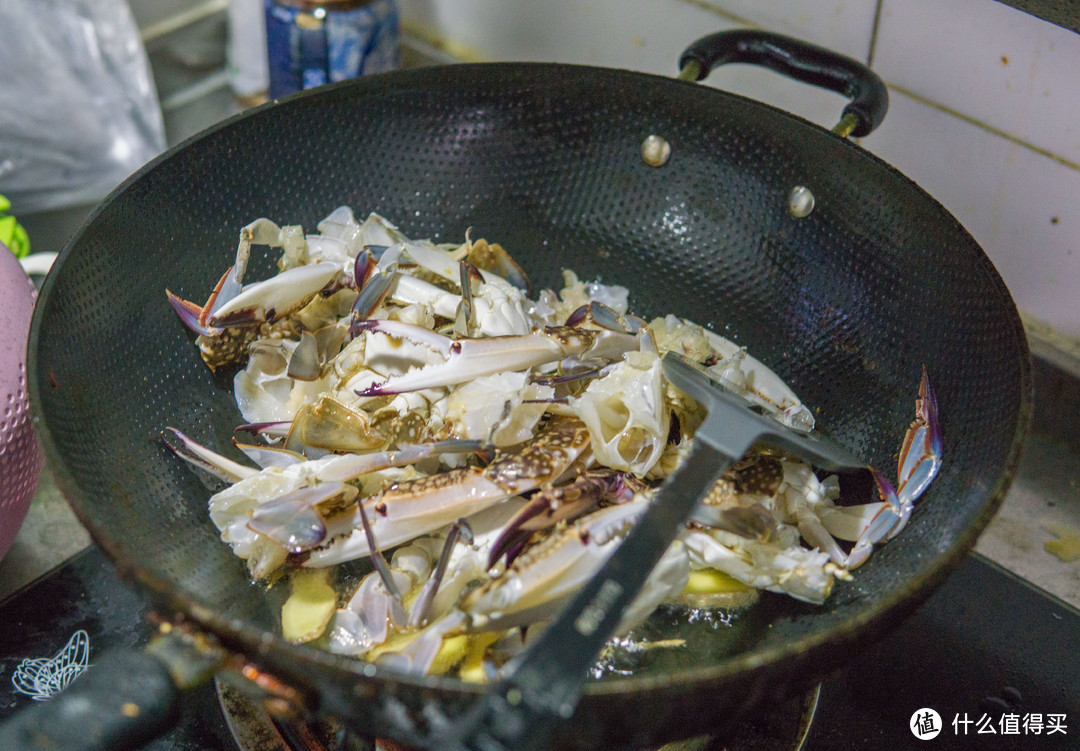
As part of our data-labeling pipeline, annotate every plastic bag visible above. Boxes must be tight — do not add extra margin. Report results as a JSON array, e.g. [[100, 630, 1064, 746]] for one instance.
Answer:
[[0, 0, 166, 213]]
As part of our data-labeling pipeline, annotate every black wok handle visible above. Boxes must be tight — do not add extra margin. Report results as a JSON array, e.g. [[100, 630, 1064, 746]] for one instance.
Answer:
[[678, 29, 888, 138], [0, 651, 181, 751]]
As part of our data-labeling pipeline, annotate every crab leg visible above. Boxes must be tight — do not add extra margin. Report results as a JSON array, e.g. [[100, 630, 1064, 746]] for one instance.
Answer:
[[246, 482, 355, 553], [162, 428, 258, 483], [352, 320, 638, 396], [165, 266, 234, 336], [488, 469, 646, 568], [239, 439, 484, 553], [890, 365, 942, 533], [409, 518, 474, 628], [304, 417, 591, 567]]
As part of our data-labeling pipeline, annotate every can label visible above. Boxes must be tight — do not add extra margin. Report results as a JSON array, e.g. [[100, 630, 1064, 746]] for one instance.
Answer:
[[265, 0, 400, 99]]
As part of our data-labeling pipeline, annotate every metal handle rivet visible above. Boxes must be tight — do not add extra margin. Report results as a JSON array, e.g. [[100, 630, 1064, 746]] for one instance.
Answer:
[[642, 135, 671, 167], [788, 186, 815, 218]]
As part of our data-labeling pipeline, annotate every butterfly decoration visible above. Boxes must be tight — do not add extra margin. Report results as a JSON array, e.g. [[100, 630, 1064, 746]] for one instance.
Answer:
[[11, 630, 90, 701]]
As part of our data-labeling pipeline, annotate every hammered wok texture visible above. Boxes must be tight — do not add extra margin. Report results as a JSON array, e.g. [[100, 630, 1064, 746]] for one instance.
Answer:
[[29, 63, 1030, 749]]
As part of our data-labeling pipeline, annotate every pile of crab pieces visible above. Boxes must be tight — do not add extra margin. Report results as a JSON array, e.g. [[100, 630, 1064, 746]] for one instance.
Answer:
[[163, 208, 942, 678]]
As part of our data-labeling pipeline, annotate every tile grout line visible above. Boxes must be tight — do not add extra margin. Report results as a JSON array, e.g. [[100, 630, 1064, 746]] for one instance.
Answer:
[[672, 0, 755, 28], [886, 83, 1080, 172], [867, 0, 885, 67]]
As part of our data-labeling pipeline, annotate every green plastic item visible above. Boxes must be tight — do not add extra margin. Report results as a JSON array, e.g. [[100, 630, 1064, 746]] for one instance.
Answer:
[[0, 194, 31, 258]]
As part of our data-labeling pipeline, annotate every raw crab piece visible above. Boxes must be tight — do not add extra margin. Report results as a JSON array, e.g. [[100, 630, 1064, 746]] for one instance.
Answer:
[[569, 349, 670, 477], [676, 452, 847, 604], [370, 499, 690, 675], [813, 367, 943, 569], [682, 526, 844, 605], [677, 370, 942, 593], [686, 452, 786, 538], [207, 262, 340, 329], [464, 499, 687, 633], [534, 270, 631, 327], [303, 417, 592, 568], [245, 439, 487, 555], [162, 428, 258, 483], [488, 467, 647, 568], [325, 500, 529, 656], [351, 320, 639, 396], [441, 371, 553, 447], [234, 341, 333, 424], [166, 218, 325, 335], [648, 316, 813, 429], [163, 429, 480, 576], [358, 255, 532, 338]]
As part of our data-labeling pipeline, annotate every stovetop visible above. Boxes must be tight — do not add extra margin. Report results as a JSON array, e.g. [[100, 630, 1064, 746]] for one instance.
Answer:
[[1, 546, 1076, 751]]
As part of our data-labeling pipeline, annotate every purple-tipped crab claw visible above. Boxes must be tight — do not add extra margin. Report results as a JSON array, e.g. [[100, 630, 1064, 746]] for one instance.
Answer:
[[827, 367, 943, 569], [206, 262, 340, 328], [352, 319, 639, 396]]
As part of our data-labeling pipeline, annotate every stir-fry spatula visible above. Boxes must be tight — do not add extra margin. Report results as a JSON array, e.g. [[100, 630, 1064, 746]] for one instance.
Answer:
[[439, 351, 866, 751]]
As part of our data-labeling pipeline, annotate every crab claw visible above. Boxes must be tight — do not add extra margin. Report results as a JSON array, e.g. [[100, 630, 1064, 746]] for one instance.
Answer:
[[304, 417, 591, 567], [833, 469, 903, 569], [162, 427, 257, 483], [166, 265, 237, 336], [465, 237, 531, 296], [207, 262, 339, 328], [247, 483, 357, 553], [893, 366, 942, 522], [166, 289, 216, 336], [352, 319, 638, 396], [352, 243, 403, 320], [820, 369, 944, 569]]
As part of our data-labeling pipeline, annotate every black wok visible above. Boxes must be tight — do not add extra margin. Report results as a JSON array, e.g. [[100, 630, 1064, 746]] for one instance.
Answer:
[[17, 30, 1029, 751]]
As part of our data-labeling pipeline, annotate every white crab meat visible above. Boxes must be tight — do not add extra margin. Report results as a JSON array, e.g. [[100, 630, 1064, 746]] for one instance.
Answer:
[[234, 343, 334, 423], [682, 526, 839, 605], [569, 350, 669, 477], [444, 372, 553, 446]]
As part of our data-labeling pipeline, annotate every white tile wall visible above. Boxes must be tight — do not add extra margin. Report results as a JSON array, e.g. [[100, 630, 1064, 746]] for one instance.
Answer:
[[400, 0, 1080, 346], [691, 0, 878, 58], [863, 90, 1080, 337], [874, 0, 1080, 165]]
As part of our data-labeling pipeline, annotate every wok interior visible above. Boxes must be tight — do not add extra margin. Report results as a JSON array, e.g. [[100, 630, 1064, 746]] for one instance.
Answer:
[[32, 64, 1026, 712]]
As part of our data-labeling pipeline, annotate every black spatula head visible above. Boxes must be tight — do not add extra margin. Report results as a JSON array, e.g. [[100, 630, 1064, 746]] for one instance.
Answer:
[[662, 352, 866, 473]]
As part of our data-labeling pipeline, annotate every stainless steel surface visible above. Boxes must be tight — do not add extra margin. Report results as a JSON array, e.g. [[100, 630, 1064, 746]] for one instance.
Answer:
[[2, 2, 1077, 621]]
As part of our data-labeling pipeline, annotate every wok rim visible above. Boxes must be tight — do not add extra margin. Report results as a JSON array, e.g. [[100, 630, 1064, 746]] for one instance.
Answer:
[[28, 61, 1034, 704]]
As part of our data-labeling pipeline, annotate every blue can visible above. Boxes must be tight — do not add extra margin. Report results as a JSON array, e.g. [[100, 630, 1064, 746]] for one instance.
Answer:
[[265, 0, 399, 99]]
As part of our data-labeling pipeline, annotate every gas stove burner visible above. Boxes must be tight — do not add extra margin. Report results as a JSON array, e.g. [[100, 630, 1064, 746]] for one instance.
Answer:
[[215, 678, 819, 751]]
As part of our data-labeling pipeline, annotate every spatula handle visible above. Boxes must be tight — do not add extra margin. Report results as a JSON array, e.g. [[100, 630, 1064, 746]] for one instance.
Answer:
[[445, 439, 737, 751]]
